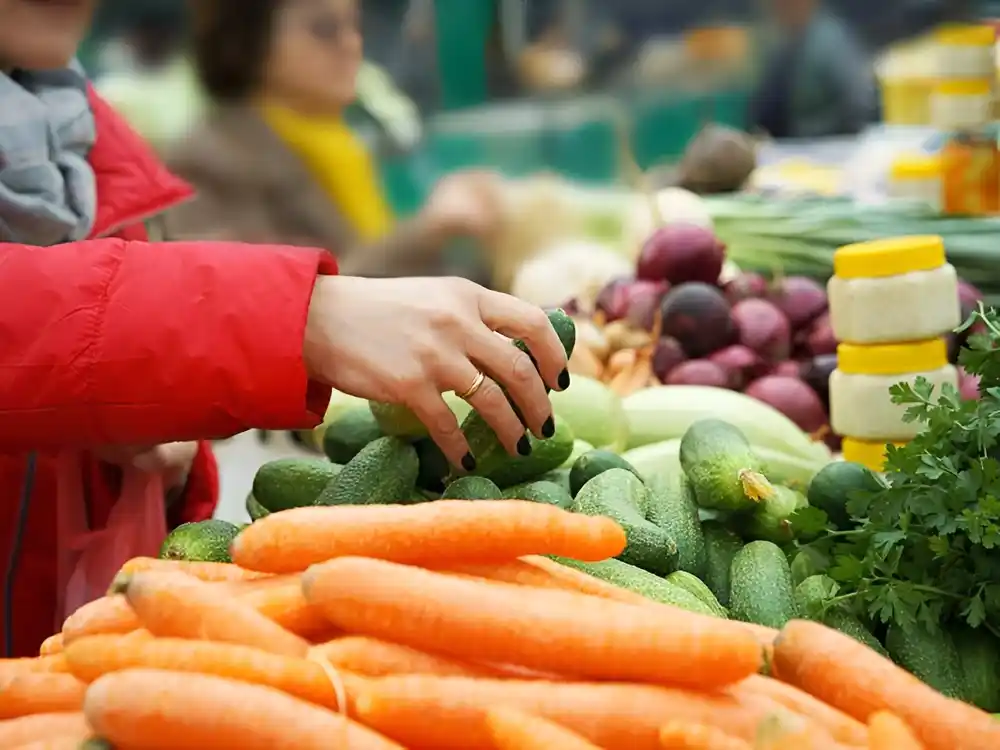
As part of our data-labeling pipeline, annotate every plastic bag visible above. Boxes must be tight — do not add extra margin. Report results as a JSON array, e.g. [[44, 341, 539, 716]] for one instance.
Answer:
[[55, 451, 166, 623]]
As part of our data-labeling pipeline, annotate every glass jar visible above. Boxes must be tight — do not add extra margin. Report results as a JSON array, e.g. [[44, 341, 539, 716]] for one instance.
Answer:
[[830, 339, 958, 441], [935, 24, 997, 78], [941, 131, 1000, 215], [827, 236, 960, 345], [887, 154, 943, 210], [930, 78, 994, 130]]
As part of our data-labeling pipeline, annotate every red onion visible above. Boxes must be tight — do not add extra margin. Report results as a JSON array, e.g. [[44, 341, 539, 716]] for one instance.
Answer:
[[959, 368, 981, 400], [769, 276, 828, 330], [659, 282, 735, 358], [636, 224, 725, 285], [624, 280, 670, 331], [745, 375, 827, 433], [731, 298, 791, 362], [958, 279, 983, 311], [800, 353, 837, 409], [709, 345, 762, 390], [723, 272, 768, 305], [804, 312, 837, 356], [769, 361, 802, 378], [651, 336, 687, 383], [665, 359, 731, 387]]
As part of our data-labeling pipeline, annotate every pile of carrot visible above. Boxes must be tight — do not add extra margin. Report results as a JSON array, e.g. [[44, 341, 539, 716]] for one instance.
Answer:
[[1, 500, 997, 750]]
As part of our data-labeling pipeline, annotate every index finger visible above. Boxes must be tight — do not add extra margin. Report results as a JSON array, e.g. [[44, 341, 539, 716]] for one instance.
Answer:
[[478, 291, 570, 391]]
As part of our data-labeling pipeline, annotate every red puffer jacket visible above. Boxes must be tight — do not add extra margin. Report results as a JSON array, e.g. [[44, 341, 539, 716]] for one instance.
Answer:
[[0, 91, 334, 657]]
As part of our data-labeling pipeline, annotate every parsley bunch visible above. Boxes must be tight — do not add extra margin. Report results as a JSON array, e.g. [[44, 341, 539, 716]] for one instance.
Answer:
[[800, 307, 1000, 635]]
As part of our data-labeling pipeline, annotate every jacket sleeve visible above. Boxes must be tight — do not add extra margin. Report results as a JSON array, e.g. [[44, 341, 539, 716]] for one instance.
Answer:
[[0, 238, 336, 452]]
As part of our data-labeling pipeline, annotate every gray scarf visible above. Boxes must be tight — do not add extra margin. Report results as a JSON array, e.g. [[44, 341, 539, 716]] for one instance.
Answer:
[[0, 60, 97, 245]]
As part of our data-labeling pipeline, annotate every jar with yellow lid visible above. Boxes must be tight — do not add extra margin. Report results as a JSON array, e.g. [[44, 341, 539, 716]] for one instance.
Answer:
[[887, 154, 942, 210], [830, 339, 958, 441], [930, 78, 994, 130], [827, 236, 960, 345], [841, 438, 906, 473], [934, 24, 997, 78]]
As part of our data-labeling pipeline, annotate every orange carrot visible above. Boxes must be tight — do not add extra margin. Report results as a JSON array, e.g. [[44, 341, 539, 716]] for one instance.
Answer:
[[7, 737, 93, 750], [113, 570, 310, 657], [867, 711, 924, 749], [232, 501, 626, 573], [0, 712, 89, 745], [63, 634, 360, 712], [309, 636, 499, 678], [61, 596, 140, 644], [38, 634, 63, 656], [658, 721, 752, 749], [0, 656, 69, 676], [353, 675, 772, 750], [486, 707, 602, 750], [771, 620, 1000, 750], [302, 557, 761, 689], [236, 575, 332, 639], [84, 668, 404, 749], [118, 556, 269, 582], [732, 675, 867, 746], [0, 673, 86, 719]]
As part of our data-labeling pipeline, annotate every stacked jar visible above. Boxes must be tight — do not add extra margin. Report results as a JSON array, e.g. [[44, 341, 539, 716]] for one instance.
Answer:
[[827, 236, 960, 471]]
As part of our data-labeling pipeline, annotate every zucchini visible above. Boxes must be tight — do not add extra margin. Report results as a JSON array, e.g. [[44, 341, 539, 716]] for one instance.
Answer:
[[316, 436, 419, 506], [729, 541, 798, 629], [679, 419, 775, 512]]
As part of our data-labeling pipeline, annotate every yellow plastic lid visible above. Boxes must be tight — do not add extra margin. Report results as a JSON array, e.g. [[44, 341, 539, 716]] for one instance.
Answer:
[[933, 78, 993, 95], [833, 235, 945, 279], [837, 338, 948, 376], [934, 24, 996, 47], [889, 154, 942, 180], [841, 438, 906, 472]]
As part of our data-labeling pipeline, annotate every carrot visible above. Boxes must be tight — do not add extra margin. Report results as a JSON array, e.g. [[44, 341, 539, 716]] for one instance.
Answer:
[[0, 656, 69, 676], [0, 673, 86, 719], [61, 596, 140, 644], [236, 575, 332, 639], [353, 675, 772, 750], [486, 707, 602, 750], [771, 620, 1000, 750], [38, 634, 63, 656], [118, 556, 270, 582], [867, 711, 924, 749], [658, 721, 752, 749], [309, 636, 500, 678], [302, 557, 762, 688], [231, 501, 627, 573], [63, 634, 361, 712], [0, 712, 89, 745], [83, 668, 404, 749], [113, 570, 310, 657], [6, 738, 92, 750], [732, 675, 867, 745]]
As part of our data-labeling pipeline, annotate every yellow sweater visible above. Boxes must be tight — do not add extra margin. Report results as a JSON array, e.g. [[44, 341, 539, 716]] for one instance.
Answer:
[[261, 102, 393, 242]]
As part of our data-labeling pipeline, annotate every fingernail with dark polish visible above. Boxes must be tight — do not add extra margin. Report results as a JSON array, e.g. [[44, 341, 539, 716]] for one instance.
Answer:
[[558, 369, 571, 390], [461, 453, 477, 472], [517, 435, 532, 456], [541, 416, 555, 439]]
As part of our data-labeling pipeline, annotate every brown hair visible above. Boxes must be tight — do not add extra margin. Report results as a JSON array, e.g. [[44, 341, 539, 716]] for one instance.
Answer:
[[188, 0, 283, 102]]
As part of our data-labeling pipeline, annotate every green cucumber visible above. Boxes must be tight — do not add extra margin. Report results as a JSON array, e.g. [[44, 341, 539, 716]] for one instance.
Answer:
[[793, 573, 884, 654], [245, 492, 270, 521], [571, 468, 678, 576], [316, 436, 419, 506], [701, 522, 743, 607], [666, 571, 727, 617], [744, 485, 808, 544], [822, 609, 888, 657], [954, 625, 1000, 712], [503, 480, 573, 508], [885, 623, 966, 700], [645, 470, 707, 577], [562, 439, 596, 469], [463, 416, 575, 488], [569, 449, 641, 497], [729, 541, 798, 629], [442, 476, 503, 500], [159, 519, 240, 563], [251, 457, 341, 512], [368, 392, 473, 439], [322, 406, 383, 464], [551, 556, 721, 617], [679, 419, 775, 512], [807, 460, 884, 529], [538, 468, 572, 495]]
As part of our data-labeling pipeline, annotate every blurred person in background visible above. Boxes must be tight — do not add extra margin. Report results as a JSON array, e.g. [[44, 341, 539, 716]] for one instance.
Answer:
[[749, 0, 878, 138], [167, 0, 502, 278]]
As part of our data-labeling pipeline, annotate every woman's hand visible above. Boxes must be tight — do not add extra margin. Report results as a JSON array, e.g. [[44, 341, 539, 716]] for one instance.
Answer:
[[303, 276, 568, 469], [94, 442, 199, 491], [420, 170, 506, 243]]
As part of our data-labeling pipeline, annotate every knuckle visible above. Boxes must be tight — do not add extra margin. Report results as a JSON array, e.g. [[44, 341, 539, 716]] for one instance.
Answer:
[[475, 378, 507, 410], [428, 409, 460, 439], [509, 350, 539, 386]]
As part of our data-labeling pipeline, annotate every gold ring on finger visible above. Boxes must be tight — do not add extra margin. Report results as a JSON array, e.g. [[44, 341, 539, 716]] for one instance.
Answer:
[[458, 371, 487, 401]]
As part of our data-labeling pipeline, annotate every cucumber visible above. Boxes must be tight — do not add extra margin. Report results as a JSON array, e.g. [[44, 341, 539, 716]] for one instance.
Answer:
[[538, 468, 572, 495], [316, 436, 419, 506], [368, 392, 473, 439], [807, 460, 885, 529], [550, 556, 721, 617], [245, 492, 270, 521], [885, 623, 966, 700], [442, 476, 503, 500], [790, 547, 828, 586], [701, 522, 744, 607], [503, 480, 573, 508], [462, 416, 575, 488], [160, 519, 240, 563], [822, 609, 888, 657], [645, 471, 707, 577], [414, 438, 451, 493], [322, 405, 383, 464], [743, 485, 808, 544], [793, 574, 884, 656], [562, 439, 596, 469], [679, 419, 775, 512], [666, 571, 727, 617], [251, 457, 341, 512], [572, 468, 678, 576], [729, 541, 798, 629], [569, 449, 642, 497], [953, 626, 1000, 712]]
